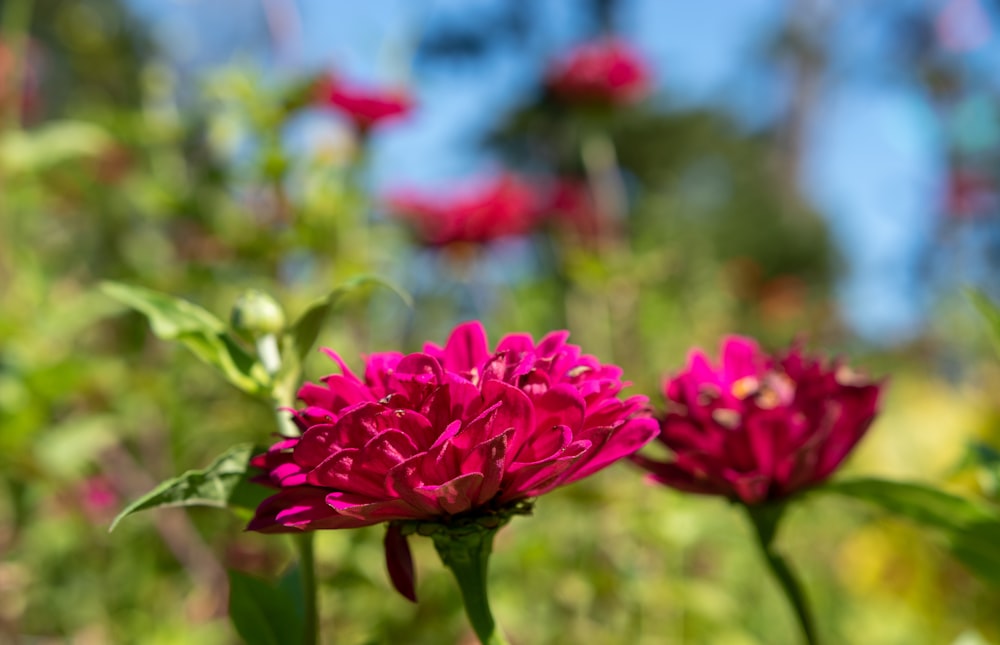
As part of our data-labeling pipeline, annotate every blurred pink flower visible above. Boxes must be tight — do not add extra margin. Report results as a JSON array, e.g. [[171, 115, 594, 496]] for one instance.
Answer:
[[634, 336, 882, 505], [385, 174, 546, 246], [248, 321, 657, 534], [546, 38, 651, 105], [80, 475, 119, 523], [0, 37, 43, 123], [946, 168, 997, 220], [544, 179, 603, 246], [314, 75, 412, 134]]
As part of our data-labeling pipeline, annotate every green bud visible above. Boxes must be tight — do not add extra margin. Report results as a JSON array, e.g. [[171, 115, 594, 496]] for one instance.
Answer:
[[230, 290, 286, 338]]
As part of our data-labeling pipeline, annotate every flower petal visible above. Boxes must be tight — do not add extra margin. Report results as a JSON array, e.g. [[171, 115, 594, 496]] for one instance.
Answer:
[[247, 488, 373, 532], [384, 524, 417, 603]]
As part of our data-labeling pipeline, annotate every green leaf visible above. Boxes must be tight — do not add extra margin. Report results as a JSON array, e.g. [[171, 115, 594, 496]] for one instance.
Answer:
[[969, 289, 1000, 355], [952, 440, 1000, 499], [0, 120, 113, 174], [817, 478, 1000, 586], [289, 276, 412, 362], [109, 443, 267, 531], [228, 570, 305, 645], [101, 282, 268, 395]]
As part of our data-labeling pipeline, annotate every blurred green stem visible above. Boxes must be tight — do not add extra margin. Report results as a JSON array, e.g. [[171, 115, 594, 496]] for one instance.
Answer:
[[294, 532, 318, 645], [580, 129, 626, 252], [267, 342, 318, 645], [432, 525, 509, 645], [745, 503, 818, 645], [256, 333, 282, 376]]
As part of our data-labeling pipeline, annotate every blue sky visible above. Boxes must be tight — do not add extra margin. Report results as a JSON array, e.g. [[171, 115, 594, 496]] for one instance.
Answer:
[[124, 0, 1000, 344]]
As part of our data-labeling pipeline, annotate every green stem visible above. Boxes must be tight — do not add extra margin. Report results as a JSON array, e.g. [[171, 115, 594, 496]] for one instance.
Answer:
[[745, 503, 818, 645], [294, 532, 318, 645], [267, 350, 317, 645], [431, 525, 509, 645]]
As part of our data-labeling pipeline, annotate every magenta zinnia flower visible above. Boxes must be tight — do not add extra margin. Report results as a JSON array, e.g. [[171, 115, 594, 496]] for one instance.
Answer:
[[546, 38, 651, 106], [248, 320, 657, 531], [634, 336, 883, 505], [314, 75, 412, 134], [385, 174, 545, 247]]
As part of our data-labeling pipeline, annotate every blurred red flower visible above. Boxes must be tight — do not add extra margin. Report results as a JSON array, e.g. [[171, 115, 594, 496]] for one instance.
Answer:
[[247, 322, 657, 596], [544, 179, 603, 246], [946, 168, 997, 220], [547, 38, 651, 105], [634, 336, 882, 505], [0, 37, 42, 123], [385, 174, 546, 246], [314, 75, 412, 134], [79, 475, 119, 523]]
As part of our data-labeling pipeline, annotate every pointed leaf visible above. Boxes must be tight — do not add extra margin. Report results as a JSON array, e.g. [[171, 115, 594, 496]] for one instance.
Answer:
[[816, 478, 1000, 586], [228, 570, 304, 645], [109, 443, 267, 531], [289, 276, 412, 362], [970, 289, 1000, 356], [102, 281, 226, 336], [101, 282, 268, 395]]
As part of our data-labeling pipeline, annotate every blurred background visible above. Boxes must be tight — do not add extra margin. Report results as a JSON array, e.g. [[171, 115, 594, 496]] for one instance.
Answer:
[[3, 0, 1000, 643]]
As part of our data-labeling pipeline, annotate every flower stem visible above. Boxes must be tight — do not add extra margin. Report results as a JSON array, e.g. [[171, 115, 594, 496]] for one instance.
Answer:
[[744, 503, 818, 645], [294, 532, 318, 645], [431, 525, 509, 645]]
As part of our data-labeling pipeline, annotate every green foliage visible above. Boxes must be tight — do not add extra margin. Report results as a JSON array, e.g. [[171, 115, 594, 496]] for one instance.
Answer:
[[109, 443, 268, 532], [228, 570, 305, 645], [817, 478, 1000, 587], [288, 275, 411, 363], [970, 289, 1000, 355], [956, 440, 1000, 500], [0, 120, 114, 173], [101, 282, 270, 396], [5, 4, 1000, 643]]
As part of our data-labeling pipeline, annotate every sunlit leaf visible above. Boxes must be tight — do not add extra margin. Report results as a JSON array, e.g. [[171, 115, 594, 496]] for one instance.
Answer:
[[969, 289, 1000, 355], [228, 570, 304, 645], [817, 478, 1000, 586], [101, 282, 268, 395], [289, 275, 412, 362], [0, 120, 113, 173], [109, 443, 268, 532]]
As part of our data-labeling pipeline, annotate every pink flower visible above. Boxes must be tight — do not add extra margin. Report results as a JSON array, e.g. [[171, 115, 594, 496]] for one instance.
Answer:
[[79, 475, 119, 523], [544, 179, 604, 246], [385, 174, 546, 246], [314, 75, 412, 134], [248, 321, 657, 533], [634, 336, 882, 505], [546, 39, 651, 105], [946, 168, 997, 220], [0, 37, 43, 123]]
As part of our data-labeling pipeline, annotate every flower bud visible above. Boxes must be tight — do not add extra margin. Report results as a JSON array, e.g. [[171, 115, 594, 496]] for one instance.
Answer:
[[230, 290, 286, 338]]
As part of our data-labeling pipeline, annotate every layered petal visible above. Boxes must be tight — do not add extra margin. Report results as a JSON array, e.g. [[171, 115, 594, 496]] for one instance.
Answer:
[[634, 336, 884, 505], [248, 321, 655, 533]]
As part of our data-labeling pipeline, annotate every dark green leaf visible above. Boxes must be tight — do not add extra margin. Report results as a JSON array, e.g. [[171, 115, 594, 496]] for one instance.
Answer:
[[101, 282, 268, 395], [109, 443, 265, 531], [820, 478, 995, 529], [228, 570, 304, 645], [817, 478, 1000, 586], [277, 564, 305, 612], [949, 521, 1000, 584], [289, 276, 412, 362]]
